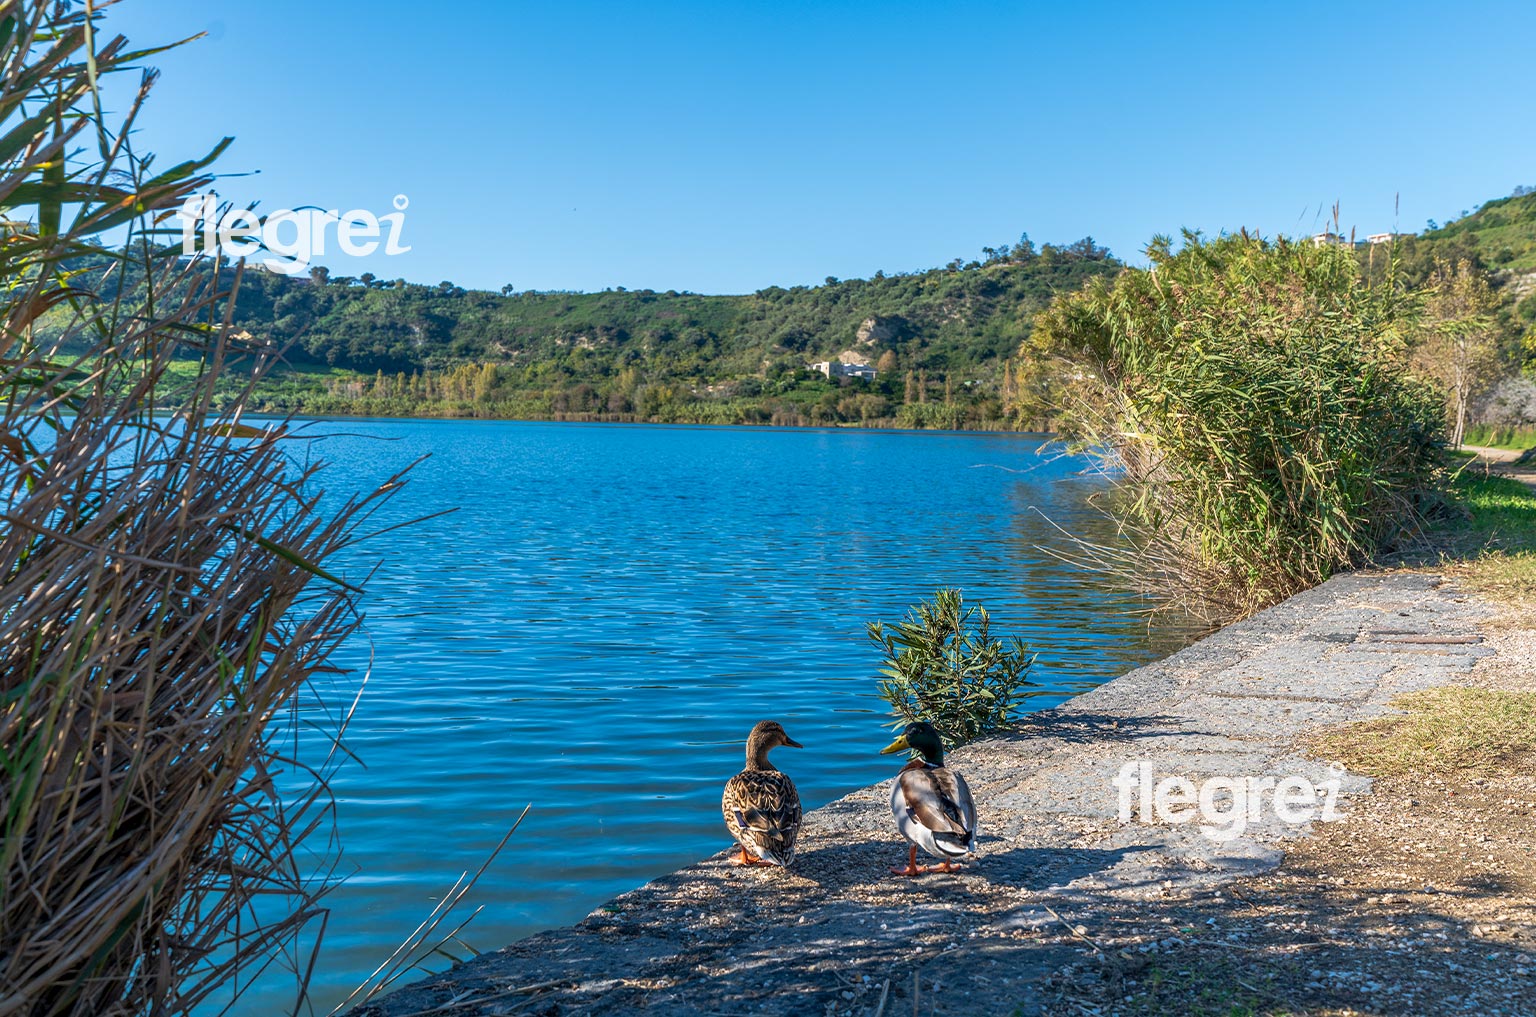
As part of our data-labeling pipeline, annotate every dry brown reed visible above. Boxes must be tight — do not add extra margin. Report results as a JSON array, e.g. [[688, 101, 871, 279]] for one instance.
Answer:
[[0, 3, 404, 1013]]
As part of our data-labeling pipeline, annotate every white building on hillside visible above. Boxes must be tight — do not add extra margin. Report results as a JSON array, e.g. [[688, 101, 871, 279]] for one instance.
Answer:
[[811, 360, 877, 382]]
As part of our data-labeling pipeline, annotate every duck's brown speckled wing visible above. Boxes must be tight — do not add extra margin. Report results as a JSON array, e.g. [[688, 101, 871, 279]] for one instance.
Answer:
[[721, 770, 802, 866]]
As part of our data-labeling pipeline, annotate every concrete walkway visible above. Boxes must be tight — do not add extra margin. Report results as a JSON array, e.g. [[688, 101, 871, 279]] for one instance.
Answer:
[[355, 572, 1492, 1017]]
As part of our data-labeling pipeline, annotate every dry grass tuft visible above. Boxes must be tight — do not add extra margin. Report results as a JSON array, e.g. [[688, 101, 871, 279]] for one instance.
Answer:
[[1313, 687, 1536, 778], [1452, 550, 1536, 604]]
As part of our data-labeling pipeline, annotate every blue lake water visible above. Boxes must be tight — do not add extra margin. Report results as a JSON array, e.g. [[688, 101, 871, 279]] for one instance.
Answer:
[[240, 420, 1189, 1014]]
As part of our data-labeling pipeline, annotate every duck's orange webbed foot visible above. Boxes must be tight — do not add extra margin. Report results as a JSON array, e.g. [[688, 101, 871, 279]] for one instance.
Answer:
[[890, 845, 926, 877], [736, 845, 774, 866]]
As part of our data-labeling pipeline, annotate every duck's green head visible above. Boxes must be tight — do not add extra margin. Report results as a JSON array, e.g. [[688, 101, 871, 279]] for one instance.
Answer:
[[880, 721, 945, 765]]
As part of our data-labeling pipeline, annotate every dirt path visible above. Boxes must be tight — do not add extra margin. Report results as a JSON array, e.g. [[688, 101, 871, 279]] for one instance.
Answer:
[[354, 573, 1535, 1017], [1463, 443, 1536, 491], [1051, 615, 1536, 1016]]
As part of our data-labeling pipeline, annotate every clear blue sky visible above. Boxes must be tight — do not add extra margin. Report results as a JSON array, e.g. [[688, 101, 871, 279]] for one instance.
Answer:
[[112, 0, 1533, 294]]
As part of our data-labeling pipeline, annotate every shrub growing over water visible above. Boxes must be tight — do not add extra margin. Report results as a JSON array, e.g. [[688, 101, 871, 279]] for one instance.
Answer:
[[869, 589, 1038, 745], [1030, 231, 1446, 621]]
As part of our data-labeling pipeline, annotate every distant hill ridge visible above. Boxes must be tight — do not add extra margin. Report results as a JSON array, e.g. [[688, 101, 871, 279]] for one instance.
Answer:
[[232, 235, 1119, 378], [1421, 188, 1536, 273], [126, 188, 1536, 426]]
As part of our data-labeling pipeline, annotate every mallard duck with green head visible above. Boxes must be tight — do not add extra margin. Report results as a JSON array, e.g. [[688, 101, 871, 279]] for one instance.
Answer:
[[721, 720, 804, 867], [880, 721, 977, 876]]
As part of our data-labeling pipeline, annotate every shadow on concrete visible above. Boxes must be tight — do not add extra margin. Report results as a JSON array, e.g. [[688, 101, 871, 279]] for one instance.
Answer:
[[1000, 708, 1190, 745]]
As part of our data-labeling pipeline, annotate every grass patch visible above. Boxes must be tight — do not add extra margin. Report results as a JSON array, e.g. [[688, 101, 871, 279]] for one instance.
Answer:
[[1314, 687, 1536, 777], [1419, 468, 1536, 566], [1417, 469, 1536, 623], [1446, 469, 1536, 546], [1462, 424, 1536, 450]]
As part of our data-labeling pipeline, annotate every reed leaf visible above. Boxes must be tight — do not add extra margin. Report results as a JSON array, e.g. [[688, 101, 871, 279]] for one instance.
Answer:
[[1030, 230, 1446, 622], [0, 3, 404, 1014]]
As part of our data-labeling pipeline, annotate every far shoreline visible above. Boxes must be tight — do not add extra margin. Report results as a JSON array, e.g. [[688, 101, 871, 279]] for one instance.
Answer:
[[231, 410, 1066, 441]]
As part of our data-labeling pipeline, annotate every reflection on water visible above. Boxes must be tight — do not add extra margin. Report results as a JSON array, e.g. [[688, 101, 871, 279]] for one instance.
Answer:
[[235, 421, 1195, 1014]]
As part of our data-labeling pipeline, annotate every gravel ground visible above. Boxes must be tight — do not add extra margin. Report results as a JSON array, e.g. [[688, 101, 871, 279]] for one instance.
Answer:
[[1047, 619, 1536, 1017]]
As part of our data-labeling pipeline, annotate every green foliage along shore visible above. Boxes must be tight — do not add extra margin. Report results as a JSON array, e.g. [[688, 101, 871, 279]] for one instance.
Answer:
[[1031, 231, 1447, 621]]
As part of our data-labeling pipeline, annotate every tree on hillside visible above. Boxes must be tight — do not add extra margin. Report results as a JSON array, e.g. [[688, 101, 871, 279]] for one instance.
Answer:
[[1412, 258, 1503, 447], [475, 363, 499, 401]]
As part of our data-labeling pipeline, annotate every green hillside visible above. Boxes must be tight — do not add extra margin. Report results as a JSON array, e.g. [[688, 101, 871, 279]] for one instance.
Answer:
[[1358, 188, 1536, 367], [176, 236, 1120, 428], [1421, 189, 1536, 271]]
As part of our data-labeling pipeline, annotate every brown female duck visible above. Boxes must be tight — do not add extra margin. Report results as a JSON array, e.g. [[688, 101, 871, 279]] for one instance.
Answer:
[[721, 720, 803, 866]]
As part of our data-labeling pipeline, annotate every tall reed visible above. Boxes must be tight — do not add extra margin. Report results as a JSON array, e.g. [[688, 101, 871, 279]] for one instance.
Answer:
[[1030, 230, 1446, 622], [0, 3, 400, 1012]]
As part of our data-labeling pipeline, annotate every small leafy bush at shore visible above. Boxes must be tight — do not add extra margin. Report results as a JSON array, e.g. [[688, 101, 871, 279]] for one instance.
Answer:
[[1030, 231, 1447, 621], [869, 589, 1037, 745]]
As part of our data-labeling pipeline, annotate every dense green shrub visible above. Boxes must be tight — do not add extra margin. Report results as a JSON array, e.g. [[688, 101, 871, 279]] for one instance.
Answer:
[[868, 589, 1038, 745], [1030, 231, 1447, 620]]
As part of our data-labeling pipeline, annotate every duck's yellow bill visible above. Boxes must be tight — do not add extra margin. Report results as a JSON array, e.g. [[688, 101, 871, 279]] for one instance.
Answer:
[[880, 734, 911, 755]]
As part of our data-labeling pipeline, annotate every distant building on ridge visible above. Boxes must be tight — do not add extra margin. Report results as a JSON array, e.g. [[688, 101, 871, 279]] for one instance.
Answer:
[[810, 360, 877, 382]]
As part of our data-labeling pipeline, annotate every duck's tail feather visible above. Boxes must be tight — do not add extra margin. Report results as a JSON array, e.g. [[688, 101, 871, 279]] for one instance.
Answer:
[[756, 845, 793, 866], [734, 811, 798, 865], [930, 830, 975, 856]]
